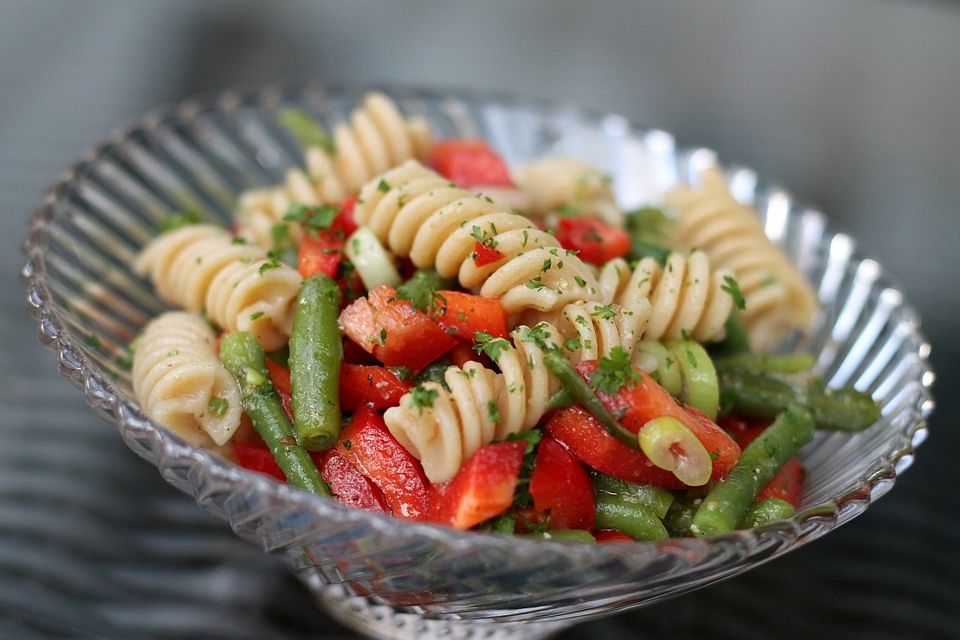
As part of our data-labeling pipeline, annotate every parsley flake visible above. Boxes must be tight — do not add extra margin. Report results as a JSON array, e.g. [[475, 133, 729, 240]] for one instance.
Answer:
[[377, 178, 391, 193], [474, 331, 511, 361], [589, 346, 641, 395], [207, 397, 229, 417], [721, 275, 747, 311], [410, 384, 439, 414]]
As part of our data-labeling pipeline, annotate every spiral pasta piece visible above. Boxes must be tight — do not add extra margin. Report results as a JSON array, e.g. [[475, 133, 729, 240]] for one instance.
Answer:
[[663, 169, 819, 349], [235, 168, 318, 250], [513, 156, 623, 226], [134, 224, 301, 350], [354, 160, 600, 314], [597, 251, 735, 346], [132, 311, 242, 447], [384, 324, 562, 483]]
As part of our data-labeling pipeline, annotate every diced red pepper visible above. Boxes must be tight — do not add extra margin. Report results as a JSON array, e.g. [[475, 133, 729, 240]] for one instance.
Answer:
[[336, 407, 432, 519], [429, 139, 513, 188], [339, 285, 457, 372], [232, 442, 286, 482], [431, 290, 509, 341], [719, 415, 774, 448], [448, 342, 477, 368], [555, 217, 630, 265], [314, 449, 391, 513], [545, 406, 687, 489], [471, 241, 504, 267], [339, 364, 411, 412], [575, 361, 740, 481], [298, 228, 344, 279], [342, 337, 378, 364], [757, 456, 805, 507], [594, 530, 635, 543], [264, 358, 295, 421], [331, 196, 357, 236], [529, 436, 596, 531], [430, 440, 526, 529]]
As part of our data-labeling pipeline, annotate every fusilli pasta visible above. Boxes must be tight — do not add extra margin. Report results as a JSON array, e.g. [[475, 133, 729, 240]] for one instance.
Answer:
[[354, 160, 600, 314], [597, 251, 735, 346], [132, 311, 242, 447], [663, 169, 818, 349], [135, 224, 301, 350], [513, 156, 624, 226]]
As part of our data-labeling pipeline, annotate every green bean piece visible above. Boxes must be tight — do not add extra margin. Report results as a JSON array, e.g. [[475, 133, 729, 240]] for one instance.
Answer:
[[716, 352, 815, 375], [545, 388, 575, 410], [691, 406, 814, 537], [396, 269, 455, 312], [625, 207, 674, 265], [521, 529, 597, 543], [710, 311, 752, 359], [807, 379, 882, 432], [663, 492, 706, 537], [738, 498, 796, 529], [590, 472, 674, 519], [277, 108, 334, 154], [289, 275, 343, 451], [719, 369, 880, 432], [595, 492, 669, 540], [668, 340, 720, 419], [542, 350, 639, 448], [219, 332, 329, 495], [635, 340, 682, 396]]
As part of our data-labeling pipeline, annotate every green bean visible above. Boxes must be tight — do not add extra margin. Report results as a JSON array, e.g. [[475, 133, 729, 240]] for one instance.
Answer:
[[220, 332, 329, 495], [289, 275, 343, 451], [716, 352, 815, 375], [595, 492, 669, 540], [691, 405, 813, 537], [521, 530, 597, 544], [545, 388, 575, 411], [668, 340, 720, 420], [542, 350, 638, 448], [710, 311, 752, 359], [719, 369, 879, 432], [663, 492, 705, 537], [635, 340, 682, 396], [396, 269, 455, 312], [738, 498, 796, 529], [590, 472, 674, 519]]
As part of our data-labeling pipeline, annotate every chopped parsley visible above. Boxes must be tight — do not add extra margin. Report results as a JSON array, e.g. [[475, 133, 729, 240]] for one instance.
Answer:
[[589, 346, 641, 395], [379, 327, 388, 346], [283, 202, 338, 235], [574, 275, 587, 288], [505, 429, 543, 508], [277, 108, 335, 155], [486, 400, 501, 424], [258, 259, 281, 275], [377, 178, 391, 193], [519, 323, 553, 350], [721, 275, 747, 311], [473, 331, 511, 361], [231, 236, 248, 245], [564, 335, 583, 352], [541, 258, 552, 272], [590, 304, 616, 320], [249, 311, 265, 321], [157, 210, 202, 234], [470, 224, 499, 250], [207, 397, 229, 417], [525, 276, 546, 290], [409, 384, 439, 414]]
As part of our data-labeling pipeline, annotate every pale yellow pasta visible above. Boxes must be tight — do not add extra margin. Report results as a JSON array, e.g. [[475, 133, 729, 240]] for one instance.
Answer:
[[306, 92, 432, 198], [385, 324, 562, 483], [134, 224, 301, 350], [597, 251, 735, 347], [132, 311, 242, 447], [354, 160, 600, 314], [664, 169, 818, 349], [234, 168, 317, 250], [513, 156, 623, 226]]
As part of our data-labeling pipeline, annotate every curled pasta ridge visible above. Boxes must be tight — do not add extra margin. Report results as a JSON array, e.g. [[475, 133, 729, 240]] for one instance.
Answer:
[[596, 251, 735, 345], [513, 156, 623, 227], [132, 311, 242, 447], [663, 169, 818, 349], [135, 224, 301, 350], [354, 160, 601, 314]]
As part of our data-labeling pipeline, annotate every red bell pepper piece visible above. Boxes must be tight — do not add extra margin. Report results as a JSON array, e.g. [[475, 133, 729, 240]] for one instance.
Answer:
[[545, 406, 687, 489], [296, 197, 357, 279], [594, 530, 635, 543], [339, 285, 457, 372], [575, 361, 740, 481], [429, 139, 513, 188], [529, 436, 596, 531], [471, 241, 505, 267], [336, 407, 432, 519], [430, 440, 526, 530], [315, 449, 391, 513], [339, 364, 411, 412], [232, 442, 286, 482], [757, 456, 805, 507], [555, 217, 630, 265], [719, 415, 773, 447], [332, 196, 357, 236], [431, 290, 509, 341], [263, 358, 295, 421]]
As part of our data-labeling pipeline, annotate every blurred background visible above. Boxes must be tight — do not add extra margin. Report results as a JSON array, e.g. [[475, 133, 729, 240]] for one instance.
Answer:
[[1, 1, 957, 638]]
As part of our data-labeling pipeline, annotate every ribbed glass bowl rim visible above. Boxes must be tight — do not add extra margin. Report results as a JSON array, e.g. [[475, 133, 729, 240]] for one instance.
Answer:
[[20, 82, 935, 566]]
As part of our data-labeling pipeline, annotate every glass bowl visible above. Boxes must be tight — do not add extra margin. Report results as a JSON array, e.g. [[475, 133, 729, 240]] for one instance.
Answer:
[[20, 84, 934, 640]]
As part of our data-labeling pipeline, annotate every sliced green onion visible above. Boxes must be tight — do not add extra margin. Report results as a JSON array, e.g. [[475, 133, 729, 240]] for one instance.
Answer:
[[344, 227, 402, 291], [638, 416, 712, 487], [668, 339, 719, 419], [636, 340, 682, 396]]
